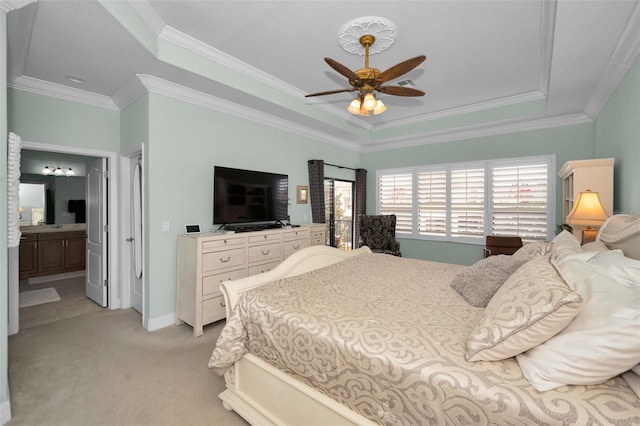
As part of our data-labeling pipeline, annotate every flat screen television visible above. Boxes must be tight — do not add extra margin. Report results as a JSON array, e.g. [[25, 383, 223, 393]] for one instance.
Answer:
[[214, 166, 289, 225]]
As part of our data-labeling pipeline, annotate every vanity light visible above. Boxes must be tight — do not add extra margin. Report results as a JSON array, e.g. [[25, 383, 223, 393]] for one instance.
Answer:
[[42, 166, 53, 175], [65, 168, 75, 177], [53, 167, 64, 176]]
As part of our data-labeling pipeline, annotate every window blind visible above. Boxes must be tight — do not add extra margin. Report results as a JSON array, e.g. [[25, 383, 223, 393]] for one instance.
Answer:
[[378, 172, 413, 234], [417, 170, 447, 236], [491, 163, 548, 240], [450, 168, 485, 239]]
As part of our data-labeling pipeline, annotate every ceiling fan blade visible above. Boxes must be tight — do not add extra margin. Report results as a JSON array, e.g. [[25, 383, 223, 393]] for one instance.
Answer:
[[305, 87, 357, 97], [324, 57, 361, 82], [378, 55, 427, 83], [377, 86, 426, 97]]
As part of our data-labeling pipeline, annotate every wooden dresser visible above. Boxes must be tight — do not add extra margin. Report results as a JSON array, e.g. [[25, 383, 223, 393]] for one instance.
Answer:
[[177, 224, 326, 336]]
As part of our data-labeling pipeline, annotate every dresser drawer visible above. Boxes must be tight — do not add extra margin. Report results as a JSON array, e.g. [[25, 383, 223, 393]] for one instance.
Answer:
[[310, 230, 326, 246], [283, 228, 310, 241], [283, 238, 309, 258], [202, 268, 247, 296], [248, 260, 281, 276], [248, 242, 281, 264], [248, 233, 282, 244], [202, 295, 227, 324], [202, 248, 246, 272], [202, 237, 245, 252]]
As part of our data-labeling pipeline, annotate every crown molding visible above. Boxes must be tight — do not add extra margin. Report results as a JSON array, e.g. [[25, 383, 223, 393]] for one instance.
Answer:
[[123, 0, 367, 131], [8, 76, 119, 110], [362, 113, 593, 153], [8, 73, 597, 154], [376, 91, 546, 131], [584, 0, 640, 119], [1, 0, 34, 12], [136, 74, 364, 152]]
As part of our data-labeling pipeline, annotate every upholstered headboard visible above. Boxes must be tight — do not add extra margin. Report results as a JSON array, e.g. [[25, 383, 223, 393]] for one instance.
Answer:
[[596, 214, 640, 260]]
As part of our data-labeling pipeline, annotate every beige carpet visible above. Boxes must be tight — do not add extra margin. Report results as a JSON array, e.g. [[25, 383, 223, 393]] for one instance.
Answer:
[[8, 309, 248, 426]]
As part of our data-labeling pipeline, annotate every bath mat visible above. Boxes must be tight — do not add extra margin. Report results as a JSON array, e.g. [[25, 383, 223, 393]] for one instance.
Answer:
[[19, 288, 61, 308]]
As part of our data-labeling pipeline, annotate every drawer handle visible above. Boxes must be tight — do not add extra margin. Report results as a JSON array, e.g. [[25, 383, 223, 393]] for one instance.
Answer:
[[223, 240, 228, 245], [220, 302, 226, 308], [219, 256, 231, 263], [263, 235, 268, 240], [293, 244, 300, 249], [261, 250, 270, 256]]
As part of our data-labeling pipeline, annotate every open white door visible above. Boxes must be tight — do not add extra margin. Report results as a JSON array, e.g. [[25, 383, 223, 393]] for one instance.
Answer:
[[86, 157, 108, 307], [130, 160, 143, 313]]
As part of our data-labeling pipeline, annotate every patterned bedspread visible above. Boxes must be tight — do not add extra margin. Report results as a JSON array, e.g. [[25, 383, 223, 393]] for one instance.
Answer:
[[209, 253, 640, 425]]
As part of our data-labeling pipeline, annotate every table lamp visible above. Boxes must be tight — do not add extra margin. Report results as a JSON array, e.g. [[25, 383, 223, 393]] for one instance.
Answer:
[[566, 189, 609, 244]]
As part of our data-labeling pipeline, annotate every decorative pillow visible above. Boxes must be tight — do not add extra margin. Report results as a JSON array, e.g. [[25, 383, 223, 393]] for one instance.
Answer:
[[465, 256, 582, 362], [598, 214, 640, 259], [550, 231, 582, 264], [450, 255, 528, 307], [512, 241, 552, 261], [517, 266, 640, 391]]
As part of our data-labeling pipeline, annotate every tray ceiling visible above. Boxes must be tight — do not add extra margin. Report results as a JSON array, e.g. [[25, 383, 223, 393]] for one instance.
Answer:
[[4, 0, 640, 151]]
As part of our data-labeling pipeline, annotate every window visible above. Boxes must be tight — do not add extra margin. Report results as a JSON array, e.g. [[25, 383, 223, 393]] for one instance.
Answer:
[[377, 156, 555, 243]]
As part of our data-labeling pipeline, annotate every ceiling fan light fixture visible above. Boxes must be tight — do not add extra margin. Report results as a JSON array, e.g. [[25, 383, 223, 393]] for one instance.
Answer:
[[347, 98, 362, 114], [373, 99, 387, 115], [363, 93, 376, 110]]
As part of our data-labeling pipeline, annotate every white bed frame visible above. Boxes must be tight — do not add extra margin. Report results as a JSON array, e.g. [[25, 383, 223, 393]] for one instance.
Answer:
[[218, 245, 376, 426]]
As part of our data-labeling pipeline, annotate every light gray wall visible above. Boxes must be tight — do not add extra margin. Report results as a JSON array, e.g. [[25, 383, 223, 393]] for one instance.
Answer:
[[595, 55, 640, 215], [1, 9, 9, 423], [145, 93, 362, 319], [362, 123, 595, 265]]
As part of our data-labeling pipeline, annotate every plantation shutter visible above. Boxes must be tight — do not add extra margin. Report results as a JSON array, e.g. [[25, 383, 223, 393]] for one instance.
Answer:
[[378, 172, 413, 234], [491, 163, 548, 240], [417, 170, 447, 236], [450, 168, 485, 239]]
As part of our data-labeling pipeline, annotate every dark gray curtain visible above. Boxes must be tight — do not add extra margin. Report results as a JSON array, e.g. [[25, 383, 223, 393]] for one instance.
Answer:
[[307, 159, 325, 223], [354, 168, 367, 247]]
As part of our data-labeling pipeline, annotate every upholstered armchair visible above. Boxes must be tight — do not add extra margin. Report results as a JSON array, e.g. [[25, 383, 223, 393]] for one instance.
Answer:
[[359, 214, 401, 256]]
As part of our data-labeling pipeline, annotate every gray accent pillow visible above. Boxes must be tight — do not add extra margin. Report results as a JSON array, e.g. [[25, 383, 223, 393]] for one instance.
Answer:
[[450, 255, 528, 307]]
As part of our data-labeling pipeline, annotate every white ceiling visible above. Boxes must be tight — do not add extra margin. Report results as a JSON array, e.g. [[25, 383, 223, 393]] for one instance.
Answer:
[[4, 0, 640, 152]]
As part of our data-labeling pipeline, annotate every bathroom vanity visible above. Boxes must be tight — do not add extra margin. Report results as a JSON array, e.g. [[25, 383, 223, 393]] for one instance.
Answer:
[[19, 224, 86, 280]]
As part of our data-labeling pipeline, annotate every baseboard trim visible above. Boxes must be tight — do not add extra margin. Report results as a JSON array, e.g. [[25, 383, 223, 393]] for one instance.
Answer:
[[144, 313, 176, 332], [0, 398, 12, 425]]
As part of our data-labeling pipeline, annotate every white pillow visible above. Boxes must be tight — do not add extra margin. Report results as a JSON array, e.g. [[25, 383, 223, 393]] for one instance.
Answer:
[[516, 267, 640, 391], [550, 231, 582, 263], [553, 250, 625, 290], [581, 240, 609, 252]]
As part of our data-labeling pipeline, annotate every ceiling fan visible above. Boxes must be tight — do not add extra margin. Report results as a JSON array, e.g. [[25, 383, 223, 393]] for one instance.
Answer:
[[305, 34, 426, 116]]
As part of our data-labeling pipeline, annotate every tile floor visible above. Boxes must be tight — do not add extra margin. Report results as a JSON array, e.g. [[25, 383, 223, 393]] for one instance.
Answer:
[[19, 273, 104, 329]]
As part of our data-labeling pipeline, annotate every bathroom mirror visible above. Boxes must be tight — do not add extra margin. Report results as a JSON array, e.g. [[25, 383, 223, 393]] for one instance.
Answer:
[[18, 183, 46, 226]]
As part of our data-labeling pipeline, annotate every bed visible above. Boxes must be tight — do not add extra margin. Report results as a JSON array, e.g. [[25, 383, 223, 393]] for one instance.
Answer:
[[209, 214, 640, 425]]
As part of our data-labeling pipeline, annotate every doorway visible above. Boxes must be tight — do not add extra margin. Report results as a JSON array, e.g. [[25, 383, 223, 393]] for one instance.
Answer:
[[324, 178, 355, 250], [120, 147, 144, 319], [9, 141, 120, 334]]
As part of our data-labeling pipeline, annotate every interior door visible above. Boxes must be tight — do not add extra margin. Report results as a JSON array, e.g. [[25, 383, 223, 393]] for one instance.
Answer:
[[130, 159, 143, 313], [86, 157, 108, 307]]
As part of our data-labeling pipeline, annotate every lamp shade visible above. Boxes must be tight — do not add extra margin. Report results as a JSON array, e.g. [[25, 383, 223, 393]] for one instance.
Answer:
[[566, 190, 608, 225]]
